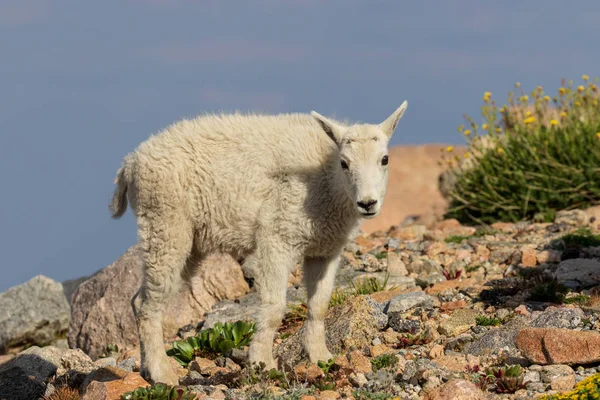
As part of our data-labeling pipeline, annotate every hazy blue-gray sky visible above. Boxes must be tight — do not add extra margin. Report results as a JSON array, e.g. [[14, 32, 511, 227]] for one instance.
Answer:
[[1, 0, 599, 291]]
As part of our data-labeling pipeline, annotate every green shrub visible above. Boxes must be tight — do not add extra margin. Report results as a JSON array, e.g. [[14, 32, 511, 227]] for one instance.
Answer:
[[443, 76, 600, 224], [120, 383, 197, 400], [167, 320, 255, 366]]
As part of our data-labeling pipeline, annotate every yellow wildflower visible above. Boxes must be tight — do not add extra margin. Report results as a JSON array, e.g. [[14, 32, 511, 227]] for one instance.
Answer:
[[515, 82, 520, 88], [482, 124, 488, 130], [446, 146, 454, 152], [524, 116, 536, 124], [499, 107, 506, 113], [483, 91, 492, 102], [578, 85, 585, 92], [463, 130, 471, 136], [559, 87, 567, 95], [525, 111, 532, 117], [521, 95, 529, 102], [464, 152, 470, 158], [550, 119, 558, 126], [496, 127, 501, 133], [543, 95, 550, 101], [497, 147, 505, 155], [575, 101, 581, 107], [560, 111, 567, 118], [583, 74, 589, 81], [596, 132, 600, 139], [594, 99, 599, 106]]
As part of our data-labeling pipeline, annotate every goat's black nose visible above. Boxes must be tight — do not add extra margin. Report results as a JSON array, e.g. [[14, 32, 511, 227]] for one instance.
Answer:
[[357, 199, 378, 211]]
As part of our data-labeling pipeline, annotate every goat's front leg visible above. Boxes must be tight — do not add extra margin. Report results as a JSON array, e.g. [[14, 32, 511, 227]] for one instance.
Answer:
[[248, 241, 297, 370], [303, 255, 340, 363]]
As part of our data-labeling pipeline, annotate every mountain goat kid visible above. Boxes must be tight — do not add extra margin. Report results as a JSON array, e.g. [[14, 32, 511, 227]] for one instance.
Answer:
[[110, 102, 408, 385]]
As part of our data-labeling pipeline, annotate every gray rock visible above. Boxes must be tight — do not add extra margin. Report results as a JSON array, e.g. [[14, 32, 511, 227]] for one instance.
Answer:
[[19, 345, 94, 376], [554, 259, 600, 290], [407, 259, 442, 276], [555, 209, 588, 226], [117, 357, 139, 372], [389, 319, 421, 334], [366, 296, 388, 330], [349, 372, 368, 387], [0, 349, 62, 400], [530, 307, 584, 329], [385, 292, 434, 314], [0, 275, 70, 352], [93, 357, 117, 369], [464, 328, 519, 356], [416, 272, 446, 287], [524, 370, 541, 383]]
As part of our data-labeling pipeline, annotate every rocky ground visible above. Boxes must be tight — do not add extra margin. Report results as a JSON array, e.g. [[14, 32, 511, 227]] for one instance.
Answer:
[[2, 207, 600, 399]]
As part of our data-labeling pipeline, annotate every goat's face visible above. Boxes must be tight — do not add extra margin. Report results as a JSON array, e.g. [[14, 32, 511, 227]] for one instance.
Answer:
[[311, 101, 408, 219]]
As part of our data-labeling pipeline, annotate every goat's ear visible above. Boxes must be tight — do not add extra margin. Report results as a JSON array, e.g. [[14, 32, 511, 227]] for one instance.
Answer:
[[379, 101, 408, 139], [311, 111, 344, 146]]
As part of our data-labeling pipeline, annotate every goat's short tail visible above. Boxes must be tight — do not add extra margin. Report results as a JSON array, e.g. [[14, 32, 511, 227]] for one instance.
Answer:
[[110, 163, 129, 219]]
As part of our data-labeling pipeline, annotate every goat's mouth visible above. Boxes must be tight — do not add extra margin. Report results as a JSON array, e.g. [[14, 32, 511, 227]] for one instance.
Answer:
[[359, 211, 378, 218]]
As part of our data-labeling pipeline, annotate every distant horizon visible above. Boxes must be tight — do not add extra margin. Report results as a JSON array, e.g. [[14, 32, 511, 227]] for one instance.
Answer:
[[2, 0, 600, 291]]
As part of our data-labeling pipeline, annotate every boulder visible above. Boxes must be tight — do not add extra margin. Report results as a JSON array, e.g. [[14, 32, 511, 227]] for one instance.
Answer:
[[516, 327, 600, 365], [554, 258, 600, 290], [0, 349, 60, 400], [0, 275, 70, 352], [68, 244, 250, 359]]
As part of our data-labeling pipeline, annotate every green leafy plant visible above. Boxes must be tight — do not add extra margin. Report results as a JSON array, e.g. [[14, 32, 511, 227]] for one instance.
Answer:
[[370, 353, 399, 372], [120, 383, 198, 400], [167, 320, 255, 366], [487, 365, 529, 393], [466, 364, 529, 394], [475, 315, 501, 326], [317, 358, 336, 374], [442, 76, 600, 224]]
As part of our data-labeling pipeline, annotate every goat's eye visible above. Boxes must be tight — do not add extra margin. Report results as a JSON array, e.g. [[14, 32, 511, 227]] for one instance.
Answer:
[[341, 160, 349, 170], [381, 155, 389, 166]]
